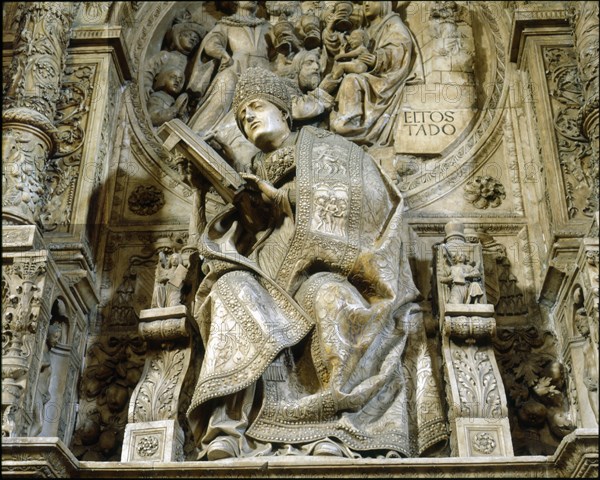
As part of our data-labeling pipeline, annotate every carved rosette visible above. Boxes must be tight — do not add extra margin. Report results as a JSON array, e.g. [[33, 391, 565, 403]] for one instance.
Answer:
[[2, 2, 79, 225]]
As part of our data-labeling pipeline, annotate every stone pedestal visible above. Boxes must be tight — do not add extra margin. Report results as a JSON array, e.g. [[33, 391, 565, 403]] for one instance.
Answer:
[[122, 305, 192, 462], [122, 419, 184, 462], [435, 222, 514, 457]]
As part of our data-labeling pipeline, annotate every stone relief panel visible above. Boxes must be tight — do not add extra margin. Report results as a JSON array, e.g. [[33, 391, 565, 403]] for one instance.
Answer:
[[120, 1, 510, 220], [543, 46, 594, 219], [494, 326, 575, 455], [40, 63, 96, 232], [12, 0, 589, 468]]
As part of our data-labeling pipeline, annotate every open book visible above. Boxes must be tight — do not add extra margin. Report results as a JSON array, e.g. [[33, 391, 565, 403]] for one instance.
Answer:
[[157, 119, 246, 204]]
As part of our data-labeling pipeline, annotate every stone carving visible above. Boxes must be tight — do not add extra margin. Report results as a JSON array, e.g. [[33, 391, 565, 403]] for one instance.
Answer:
[[463, 175, 507, 209], [573, 288, 599, 422], [439, 250, 484, 304], [569, 2, 599, 216], [434, 221, 513, 457], [330, 28, 370, 80], [188, 1, 275, 137], [41, 64, 96, 231], [287, 48, 334, 127], [472, 432, 496, 455], [150, 251, 188, 309], [2, 3, 80, 119], [110, 268, 138, 327], [494, 326, 576, 455], [144, 10, 206, 101], [3, 2, 599, 475], [1, 253, 51, 438], [137, 435, 159, 457], [327, 1, 416, 146], [160, 66, 446, 459], [147, 62, 189, 127], [2, 2, 79, 224], [127, 185, 165, 216], [29, 321, 63, 437], [430, 1, 474, 70], [123, 247, 199, 462], [71, 335, 145, 460], [543, 46, 594, 218]]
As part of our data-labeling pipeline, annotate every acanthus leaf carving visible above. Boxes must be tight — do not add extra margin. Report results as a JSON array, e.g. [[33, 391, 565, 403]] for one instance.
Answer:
[[450, 344, 503, 418]]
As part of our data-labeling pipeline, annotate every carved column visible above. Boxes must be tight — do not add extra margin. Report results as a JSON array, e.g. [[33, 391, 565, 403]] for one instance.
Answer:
[[2, 2, 80, 225], [434, 221, 514, 457], [2, 227, 57, 437], [568, 215, 599, 428], [121, 306, 192, 462], [2, 3, 73, 427], [571, 2, 599, 215]]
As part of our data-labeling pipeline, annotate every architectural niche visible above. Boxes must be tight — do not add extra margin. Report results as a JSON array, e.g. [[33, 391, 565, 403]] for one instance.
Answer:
[[2, 1, 598, 478]]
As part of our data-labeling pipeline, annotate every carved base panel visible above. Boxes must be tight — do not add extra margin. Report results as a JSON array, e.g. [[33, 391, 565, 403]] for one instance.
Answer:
[[2, 430, 598, 478], [121, 420, 184, 463], [454, 417, 514, 457]]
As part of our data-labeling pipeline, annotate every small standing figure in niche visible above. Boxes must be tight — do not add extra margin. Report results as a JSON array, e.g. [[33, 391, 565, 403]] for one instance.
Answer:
[[151, 251, 188, 308], [441, 251, 484, 304], [330, 29, 370, 80], [466, 262, 484, 304], [147, 62, 189, 127], [574, 305, 599, 422], [31, 322, 63, 436]]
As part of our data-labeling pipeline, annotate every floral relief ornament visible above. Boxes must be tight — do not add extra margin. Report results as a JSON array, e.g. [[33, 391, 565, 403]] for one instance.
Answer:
[[472, 432, 497, 455], [128, 185, 165, 216], [463, 175, 506, 209]]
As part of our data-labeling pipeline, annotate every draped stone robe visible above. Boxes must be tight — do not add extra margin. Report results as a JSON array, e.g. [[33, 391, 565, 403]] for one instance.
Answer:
[[187, 126, 447, 457]]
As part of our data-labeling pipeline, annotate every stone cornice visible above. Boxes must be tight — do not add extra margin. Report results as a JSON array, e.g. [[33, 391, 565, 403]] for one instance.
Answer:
[[2, 430, 598, 478], [69, 26, 132, 82], [509, 8, 571, 66]]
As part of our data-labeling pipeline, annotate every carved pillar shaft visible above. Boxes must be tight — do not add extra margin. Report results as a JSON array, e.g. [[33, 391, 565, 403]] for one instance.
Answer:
[[435, 222, 514, 457], [2, 2, 80, 225], [1, 227, 58, 437], [572, 1, 599, 213], [121, 305, 193, 462]]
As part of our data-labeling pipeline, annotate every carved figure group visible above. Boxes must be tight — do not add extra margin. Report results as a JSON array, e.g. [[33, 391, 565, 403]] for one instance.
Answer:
[[145, 1, 417, 150], [325, 1, 416, 145], [440, 251, 485, 304]]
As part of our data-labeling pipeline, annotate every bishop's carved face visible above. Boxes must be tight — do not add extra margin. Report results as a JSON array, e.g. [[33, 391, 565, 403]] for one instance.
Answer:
[[239, 98, 290, 152]]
